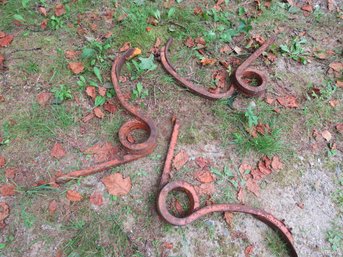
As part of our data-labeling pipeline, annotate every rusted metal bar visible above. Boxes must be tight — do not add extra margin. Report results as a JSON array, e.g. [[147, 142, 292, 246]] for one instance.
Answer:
[[56, 49, 157, 183], [160, 37, 276, 98], [156, 118, 298, 257]]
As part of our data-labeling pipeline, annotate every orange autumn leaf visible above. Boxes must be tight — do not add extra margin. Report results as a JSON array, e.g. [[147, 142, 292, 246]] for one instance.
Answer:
[[89, 191, 103, 206], [36, 92, 52, 106], [104, 101, 117, 113], [195, 157, 211, 169], [98, 86, 106, 97], [39, 7, 47, 16], [301, 4, 313, 12], [194, 6, 203, 15], [5, 168, 16, 179], [51, 143, 66, 159], [271, 156, 283, 171], [0, 34, 13, 47], [85, 86, 96, 99], [0, 184, 16, 196], [246, 178, 259, 197], [194, 170, 215, 183], [55, 4, 66, 17], [82, 112, 95, 123], [184, 37, 195, 48], [224, 211, 233, 228], [201, 58, 216, 66], [321, 130, 332, 141], [68, 62, 84, 74], [237, 187, 244, 203], [65, 50, 81, 59], [48, 200, 58, 216], [41, 19, 48, 30], [66, 190, 83, 202], [245, 244, 254, 257], [329, 62, 343, 72], [84, 142, 118, 163], [126, 48, 141, 60], [336, 123, 343, 134], [0, 202, 10, 228], [277, 95, 299, 108], [194, 183, 215, 195], [93, 107, 105, 119], [0, 155, 6, 168], [173, 150, 189, 171], [101, 173, 131, 196], [119, 41, 131, 52]]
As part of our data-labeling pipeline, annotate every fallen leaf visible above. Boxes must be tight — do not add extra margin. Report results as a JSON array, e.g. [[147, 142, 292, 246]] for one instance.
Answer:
[[224, 212, 233, 228], [126, 48, 141, 60], [194, 6, 203, 15], [65, 50, 80, 59], [90, 191, 103, 206], [239, 162, 252, 175], [102, 173, 131, 196], [194, 170, 215, 183], [93, 107, 105, 119], [147, 16, 158, 26], [0, 184, 15, 196], [220, 45, 231, 53], [258, 159, 272, 175], [195, 157, 211, 169], [195, 183, 215, 195], [146, 27, 152, 32], [0, 31, 5, 38], [5, 168, 16, 179], [163, 242, 173, 249], [51, 143, 66, 159], [150, 37, 161, 54], [66, 190, 83, 202], [103, 31, 112, 39], [266, 52, 277, 62], [328, 0, 335, 11], [246, 178, 259, 197], [55, 4, 66, 16], [184, 37, 195, 48], [174, 198, 184, 215], [336, 80, 343, 88], [0, 156, 6, 168], [0, 202, 10, 228], [119, 41, 131, 52], [329, 62, 343, 72], [250, 168, 265, 180], [301, 4, 313, 12], [85, 87, 96, 100], [41, 19, 48, 30], [271, 156, 283, 171], [277, 96, 299, 108], [68, 62, 84, 74], [194, 37, 206, 47], [98, 86, 106, 97], [255, 123, 271, 135], [173, 150, 189, 171], [296, 202, 304, 209], [104, 101, 117, 113], [245, 244, 254, 257], [82, 112, 95, 123], [0, 34, 14, 47], [237, 187, 244, 203], [0, 54, 4, 68], [321, 130, 332, 141], [336, 123, 343, 134], [48, 200, 58, 216], [253, 35, 265, 45], [39, 7, 47, 16], [201, 58, 216, 66], [233, 46, 243, 54], [0, 95, 4, 102], [36, 92, 52, 106], [329, 99, 339, 107], [117, 13, 128, 22], [84, 142, 118, 163]]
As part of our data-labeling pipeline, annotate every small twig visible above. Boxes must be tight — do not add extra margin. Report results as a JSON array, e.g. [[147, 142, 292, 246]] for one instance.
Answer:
[[8, 47, 42, 56]]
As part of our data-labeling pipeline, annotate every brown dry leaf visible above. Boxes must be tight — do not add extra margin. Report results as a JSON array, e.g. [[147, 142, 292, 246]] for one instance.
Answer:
[[0, 184, 15, 196], [147, 16, 158, 26], [150, 37, 161, 54], [39, 6, 47, 16], [329, 62, 343, 72], [0, 34, 13, 47], [329, 99, 339, 107], [174, 199, 184, 215], [194, 6, 203, 15], [82, 112, 95, 123], [126, 48, 141, 60], [94, 107, 105, 119], [163, 242, 173, 250], [98, 86, 106, 97], [258, 159, 272, 175], [0, 54, 4, 67], [104, 101, 117, 113], [277, 96, 299, 108], [194, 170, 215, 183], [220, 44, 231, 53], [90, 191, 103, 206], [245, 244, 254, 257], [119, 41, 131, 52], [49, 200, 58, 216], [255, 123, 271, 135], [301, 4, 313, 12], [65, 50, 80, 59], [195, 37, 206, 47], [266, 52, 277, 62], [51, 143, 66, 159], [237, 187, 245, 203], [117, 13, 128, 22], [66, 190, 83, 202], [84, 142, 118, 163], [233, 46, 243, 54], [36, 92, 52, 106], [68, 62, 84, 74], [184, 37, 195, 48], [0, 202, 9, 228], [146, 27, 152, 32], [101, 173, 131, 196], [253, 35, 265, 45], [328, 0, 335, 11], [195, 183, 215, 195], [321, 130, 332, 141], [85, 86, 96, 100], [195, 157, 211, 169], [40, 19, 48, 30], [271, 156, 283, 171], [173, 150, 189, 171], [55, 4, 66, 16], [336, 80, 343, 88], [336, 123, 343, 134], [5, 168, 16, 179], [224, 212, 233, 228], [0, 95, 5, 102], [201, 58, 216, 66], [246, 178, 260, 197], [0, 156, 5, 168]]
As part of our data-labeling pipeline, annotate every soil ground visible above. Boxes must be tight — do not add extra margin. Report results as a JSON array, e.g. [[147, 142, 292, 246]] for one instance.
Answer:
[[0, 1, 342, 257]]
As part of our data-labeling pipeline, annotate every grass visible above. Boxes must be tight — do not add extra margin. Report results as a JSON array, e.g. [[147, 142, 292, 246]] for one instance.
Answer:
[[265, 231, 289, 257]]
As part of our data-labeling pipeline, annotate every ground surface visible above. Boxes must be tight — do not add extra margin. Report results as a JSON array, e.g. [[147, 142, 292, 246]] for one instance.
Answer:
[[0, 1, 342, 257]]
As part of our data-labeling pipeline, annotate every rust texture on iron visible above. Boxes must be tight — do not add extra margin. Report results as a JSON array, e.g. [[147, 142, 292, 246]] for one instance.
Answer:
[[56, 49, 157, 183], [156, 118, 298, 257], [160, 37, 276, 99]]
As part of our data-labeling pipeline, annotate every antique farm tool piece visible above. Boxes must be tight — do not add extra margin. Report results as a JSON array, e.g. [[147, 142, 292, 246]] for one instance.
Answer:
[[156, 118, 298, 257], [160, 36, 276, 99], [56, 49, 157, 183]]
